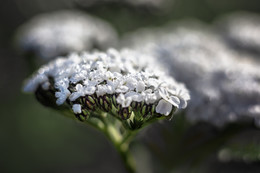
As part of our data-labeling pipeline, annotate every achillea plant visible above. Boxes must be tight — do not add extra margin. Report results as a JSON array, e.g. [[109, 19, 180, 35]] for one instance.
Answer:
[[23, 48, 190, 172], [120, 22, 260, 172]]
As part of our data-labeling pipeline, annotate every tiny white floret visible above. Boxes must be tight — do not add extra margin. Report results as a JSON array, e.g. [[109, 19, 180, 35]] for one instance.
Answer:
[[156, 99, 173, 116], [72, 104, 82, 114], [117, 94, 132, 108], [136, 81, 145, 92]]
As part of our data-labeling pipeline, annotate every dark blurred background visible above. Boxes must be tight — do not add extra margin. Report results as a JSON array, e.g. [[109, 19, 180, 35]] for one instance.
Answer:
[[1, 0, 260, 173]]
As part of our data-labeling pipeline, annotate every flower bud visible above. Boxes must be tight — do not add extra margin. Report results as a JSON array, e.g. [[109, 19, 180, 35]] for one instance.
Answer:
[[119, 107, 132, 120]]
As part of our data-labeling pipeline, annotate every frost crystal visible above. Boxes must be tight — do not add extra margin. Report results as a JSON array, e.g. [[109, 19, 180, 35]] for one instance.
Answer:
[[122, 21, 260, 127], [16, 10, 118, 60], [23, 48, 189, 126]]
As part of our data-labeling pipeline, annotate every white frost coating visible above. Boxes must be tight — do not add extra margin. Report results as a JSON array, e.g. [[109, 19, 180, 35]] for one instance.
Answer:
[[16, 10, 118, 60], [72, 104, 82, 114], [122, 21, 260, 127], [23, 48, 190, 116]]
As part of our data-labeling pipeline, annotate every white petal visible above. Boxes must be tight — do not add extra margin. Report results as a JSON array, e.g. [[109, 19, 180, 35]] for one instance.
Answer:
[[123, 97, 132, 107], [125, 91, 136, 97], [158, 87, 169, 100], [85, 86, 96, 95], [168, 96, 180, 108], [117, 94, 132, 107], [69, 92, 81, 101], [156, 99, 172, 116], [136, 81, 145, 92], [106, 85, 114, 94], [75, 84, 83, 91], [145, 93, 158, 104], [125, 91, 144, 102], [147, 78, 159, 88], [72, 104, 82, 114], [23, 74, 48, 92], [116, 94, 125, 104], [55, 89, 71, 105], [96, 85, 106, 97], [116, 85, 129, 93], [126, 77, 137, 90], [179, 98, 188, 109]]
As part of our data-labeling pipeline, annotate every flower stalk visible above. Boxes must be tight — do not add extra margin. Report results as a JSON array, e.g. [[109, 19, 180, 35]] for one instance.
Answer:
[[23, 49, 190, 172], [83, 111, 138, 173]]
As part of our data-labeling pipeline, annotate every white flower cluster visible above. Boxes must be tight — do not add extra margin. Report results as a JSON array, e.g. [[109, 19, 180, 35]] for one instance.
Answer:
[[16, 10, 118, 60], [24, 48, 190, 117], [216, 12, 260, 54], [122, 21, 233, 85], [122, 21, 260, 127]]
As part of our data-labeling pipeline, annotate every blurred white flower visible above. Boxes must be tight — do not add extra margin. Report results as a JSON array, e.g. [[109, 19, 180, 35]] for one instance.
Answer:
[[122, 20, 260, 127], [216, 12, 260, 55], [16, 10, 118, 60]]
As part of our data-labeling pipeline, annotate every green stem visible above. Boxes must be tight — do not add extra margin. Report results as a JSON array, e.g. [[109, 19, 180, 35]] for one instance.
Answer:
[[83, 112, 138, 173], [116, 141, 136, 173], [104, 117, 138, 173]]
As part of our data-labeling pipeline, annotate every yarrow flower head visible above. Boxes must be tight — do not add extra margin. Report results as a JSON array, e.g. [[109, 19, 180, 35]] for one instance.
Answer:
[[122, 21, 260, 128], [15, 10, 118, 60], [23, 48, 190, 130]]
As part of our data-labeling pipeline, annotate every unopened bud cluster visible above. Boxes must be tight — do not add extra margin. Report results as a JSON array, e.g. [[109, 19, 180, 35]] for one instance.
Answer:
[[24, 49, 190, 129]]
